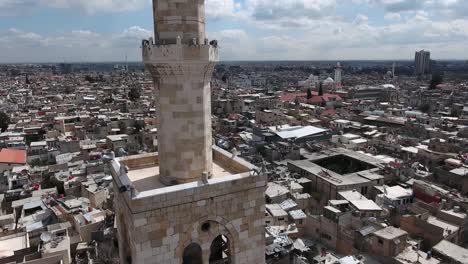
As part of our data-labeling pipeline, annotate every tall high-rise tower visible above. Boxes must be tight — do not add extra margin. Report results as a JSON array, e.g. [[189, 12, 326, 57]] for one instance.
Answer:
[[144, 0, 217, 185], [415, 50, 431, 76], [112, 1, 266, 263]]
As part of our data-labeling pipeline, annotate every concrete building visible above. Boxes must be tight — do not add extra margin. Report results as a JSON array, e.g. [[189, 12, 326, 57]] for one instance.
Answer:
[[268, 125, 331, 143], [0, 148, 26, 173], [415, 50, 432, 76], [298, 74, 319, 89], [401, 213, 460, 249], [106, 134, 129, 154], [370, 226, 408, 257], [432, 240, 468, 264], [375, 185, 414, 213], [0, 231, 71, 264], [112, 1, 266, 263], [288, 148, 385, 202], [349, 84, 398, 101]]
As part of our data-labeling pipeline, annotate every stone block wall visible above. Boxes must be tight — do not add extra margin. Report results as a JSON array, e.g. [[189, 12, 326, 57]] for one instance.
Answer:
[[115, 171, 267, 264], [143, 41, 218, 185], [212, 146, 253, 174], [120, 152, 159, 169], [153, 0, 206, 44], [156, 77, 213, 185]]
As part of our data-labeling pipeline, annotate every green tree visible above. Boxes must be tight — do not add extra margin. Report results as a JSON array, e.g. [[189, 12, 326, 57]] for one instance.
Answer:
[[0, 112, 10, 132], [128, 87, 141, 102], [307, 88, 313, 99], [419, 103, 431, 113], [429, 72, 443, 90], [450, 108, 461, 117], [64, 86, 74, 94], [84, 75, 95, 83], [134, 122, 144, 134], [118, 121, 127, 134]]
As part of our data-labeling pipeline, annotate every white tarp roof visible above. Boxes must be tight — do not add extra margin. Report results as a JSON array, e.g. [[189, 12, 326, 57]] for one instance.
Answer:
[[269, 125, 327, 139]]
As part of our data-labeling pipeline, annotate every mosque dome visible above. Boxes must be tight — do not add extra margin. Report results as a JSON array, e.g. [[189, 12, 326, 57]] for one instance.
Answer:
[[53, 95, 63, 101], [324, 77, 334, 83], [382, 84, 396, 89]]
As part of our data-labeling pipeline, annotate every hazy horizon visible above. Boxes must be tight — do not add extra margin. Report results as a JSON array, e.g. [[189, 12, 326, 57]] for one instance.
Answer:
[[1, 1, 468, 63]]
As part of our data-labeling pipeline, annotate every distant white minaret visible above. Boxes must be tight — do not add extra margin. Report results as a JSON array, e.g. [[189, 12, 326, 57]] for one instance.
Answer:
[[334, 62, 343, 88], [392, 61, 396, 82]]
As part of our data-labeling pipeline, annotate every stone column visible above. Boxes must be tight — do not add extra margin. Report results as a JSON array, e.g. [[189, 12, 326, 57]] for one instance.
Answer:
[[143, 0, 218, 185]]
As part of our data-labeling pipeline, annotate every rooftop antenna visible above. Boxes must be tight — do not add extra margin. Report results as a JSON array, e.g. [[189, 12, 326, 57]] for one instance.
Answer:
[[125, 52, 128, 71]]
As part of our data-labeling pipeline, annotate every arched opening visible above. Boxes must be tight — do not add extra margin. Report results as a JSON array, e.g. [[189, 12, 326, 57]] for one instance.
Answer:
[[183, 243, 203, 264], [209, 235, 231, 264]]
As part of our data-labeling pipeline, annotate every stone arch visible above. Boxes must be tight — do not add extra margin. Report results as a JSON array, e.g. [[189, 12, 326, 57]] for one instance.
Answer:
[[176, 216, 238, 264], [209, 234, 231, 264], [183, 243, 203, 264]]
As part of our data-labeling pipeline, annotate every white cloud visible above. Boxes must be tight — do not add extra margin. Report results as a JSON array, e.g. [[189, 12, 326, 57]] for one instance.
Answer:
[[384, 12, 401, 21], [374, 0, 427, 13], [353, 14, 369, 25], [0, 26, 152, 62], [1, 1, 468, 61], [208, 10, 468, 60], [351, 0, 468, 19], [0, 0, 148, 15], [209, 29, 256, 59], [242, 0, 337, 28], [205, 0, 242, 19]]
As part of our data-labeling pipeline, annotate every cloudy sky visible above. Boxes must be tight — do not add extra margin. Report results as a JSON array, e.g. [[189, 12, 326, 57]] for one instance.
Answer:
[[1, 0, 468, 62]]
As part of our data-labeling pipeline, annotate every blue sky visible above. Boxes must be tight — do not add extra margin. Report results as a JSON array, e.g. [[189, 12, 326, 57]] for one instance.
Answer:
[[1, 0, 468, 62]]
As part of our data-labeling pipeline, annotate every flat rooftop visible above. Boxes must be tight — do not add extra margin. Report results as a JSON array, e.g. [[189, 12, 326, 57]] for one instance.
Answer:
[[289, 148, 385, 186], [373, 226, 407, 240], [433, 240, 468, 263], [126, 160, 236, 192], [288, 159, 371, 186], [302, 148, 385, 169], [0, 233, 28, 258], [114, 146, 254, 194], [426, 216, 459, 236], [313, 154, 377, 175]]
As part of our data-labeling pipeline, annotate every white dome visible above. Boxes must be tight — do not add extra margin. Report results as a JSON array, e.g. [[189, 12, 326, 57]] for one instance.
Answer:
[[382, 84, 396, 89], [324, 77, 334, 83]]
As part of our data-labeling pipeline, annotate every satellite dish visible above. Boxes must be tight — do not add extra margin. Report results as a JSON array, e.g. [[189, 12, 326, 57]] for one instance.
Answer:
[[40, 232, 53, 243]]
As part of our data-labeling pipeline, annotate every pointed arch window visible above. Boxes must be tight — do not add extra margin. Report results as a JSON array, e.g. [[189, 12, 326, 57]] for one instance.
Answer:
[[183, 243, 203, 264]]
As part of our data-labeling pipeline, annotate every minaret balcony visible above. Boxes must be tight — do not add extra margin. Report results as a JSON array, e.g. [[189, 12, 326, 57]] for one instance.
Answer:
[[142, 37, 219, 65]]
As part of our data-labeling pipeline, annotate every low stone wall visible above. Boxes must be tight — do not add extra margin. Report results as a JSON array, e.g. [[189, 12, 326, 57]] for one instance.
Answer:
[[118, 153, 159, 170], [128, 171, 265, 214], [212, 146, 256, 174]]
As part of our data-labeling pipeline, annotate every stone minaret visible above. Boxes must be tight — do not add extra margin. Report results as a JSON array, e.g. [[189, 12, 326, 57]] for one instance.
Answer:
[[334, 62, 342, 88], [143, 0, 218, 185], [112, 1, 265, 263]]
